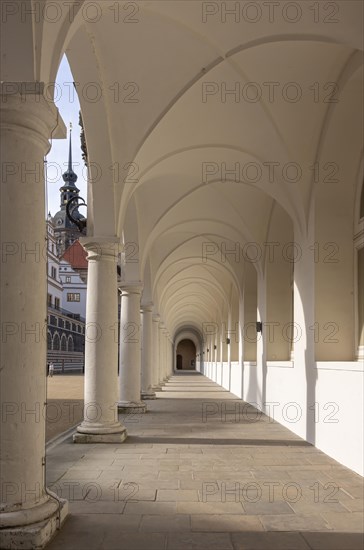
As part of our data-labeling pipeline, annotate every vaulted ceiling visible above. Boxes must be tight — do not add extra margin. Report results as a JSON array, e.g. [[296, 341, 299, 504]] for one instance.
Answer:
[[2, 0, 362, 338]]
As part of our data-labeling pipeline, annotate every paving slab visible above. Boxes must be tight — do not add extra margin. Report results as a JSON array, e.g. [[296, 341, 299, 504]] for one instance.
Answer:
[[231, 531, 311, 549], [167, 532, 234, 549], [301, 531, 364, 550]]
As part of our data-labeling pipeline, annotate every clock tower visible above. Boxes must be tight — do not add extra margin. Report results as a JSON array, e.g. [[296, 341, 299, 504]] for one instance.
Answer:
[[52, 127, 83, 255]]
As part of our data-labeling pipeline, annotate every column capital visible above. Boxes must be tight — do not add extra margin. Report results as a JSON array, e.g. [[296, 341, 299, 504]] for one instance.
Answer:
[[140, 302, 154, 313], [0, 82, 65, 147], [80, 237, 120, 262], [119, 281, 143, 294]]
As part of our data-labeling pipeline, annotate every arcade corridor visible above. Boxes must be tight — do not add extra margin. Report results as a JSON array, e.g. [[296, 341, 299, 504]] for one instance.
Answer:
[[1, 2, 363, 548]]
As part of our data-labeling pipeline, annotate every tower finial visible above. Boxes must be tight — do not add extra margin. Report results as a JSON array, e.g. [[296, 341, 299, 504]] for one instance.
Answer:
[[68, 123, 73, 172], [60, 123, 78, 190]]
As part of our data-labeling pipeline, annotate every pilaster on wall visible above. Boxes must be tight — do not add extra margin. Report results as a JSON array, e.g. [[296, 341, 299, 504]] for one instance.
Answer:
[[256, 273, 267, 410], [243, 261, 258, 362], [292, 231, 316, 442]]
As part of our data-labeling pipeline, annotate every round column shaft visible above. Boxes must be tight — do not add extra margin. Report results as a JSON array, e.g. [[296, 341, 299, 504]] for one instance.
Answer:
[[141, 305, 156, 399], [152, 314, 162, 391], [118, 284, 146, 413], [0, 84, 68, 548], [158, 322, 166, 385], [74, 239, 127, 443]]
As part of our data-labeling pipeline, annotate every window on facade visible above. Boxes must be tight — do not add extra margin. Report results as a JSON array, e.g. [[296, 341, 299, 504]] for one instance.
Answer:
[[54, 297, 60, 310], [67, 293, 80, 302], [53, 333, 60, 350], [66, 276, 71, 283], [61, 335, 67, 351], [47, 294, 52, 307], [51, 266, 57, 279], [68, 336, 74, 352]]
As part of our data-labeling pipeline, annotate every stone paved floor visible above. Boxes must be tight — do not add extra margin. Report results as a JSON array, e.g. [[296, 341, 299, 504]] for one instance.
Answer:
[[46, 373, 364, 550]]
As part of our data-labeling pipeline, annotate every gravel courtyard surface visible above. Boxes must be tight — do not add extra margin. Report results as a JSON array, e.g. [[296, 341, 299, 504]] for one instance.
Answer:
[[46, 375, 84, 442]]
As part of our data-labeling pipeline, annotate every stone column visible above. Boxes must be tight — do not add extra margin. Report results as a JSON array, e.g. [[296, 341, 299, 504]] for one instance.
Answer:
[[0, 83, 68, 548], [162, 328, 170, 380], [159, 322, 166, 383], [118, 283, 146, 413], [74, 239, 127, 443], [152, 314, 162, 390], [214, 337, 218, 381], [167, 335, 173, 377], [220, 329, 227, 385], [141, 304, 156, 399], [208, 337, 212, 377]]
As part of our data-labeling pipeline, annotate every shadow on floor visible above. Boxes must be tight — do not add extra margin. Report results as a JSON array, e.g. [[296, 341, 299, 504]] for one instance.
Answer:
[[47, 514, 364, 550], [125, 436, 312, 447]]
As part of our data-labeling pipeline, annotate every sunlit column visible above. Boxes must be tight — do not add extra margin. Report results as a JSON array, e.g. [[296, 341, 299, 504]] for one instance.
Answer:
[[118, 283, 146, 413], [141, 304, 156, 399], [74, 239, 128, 441], [152, 313, 162, 390]]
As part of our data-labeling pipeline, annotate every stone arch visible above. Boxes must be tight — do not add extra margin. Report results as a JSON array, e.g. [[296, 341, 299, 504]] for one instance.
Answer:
[[53, 332, 60, 351], [68, 336, 74, 352], [175, 339, 197, 370], [47, 331, 52, 350], [60, 334, 67, 352]]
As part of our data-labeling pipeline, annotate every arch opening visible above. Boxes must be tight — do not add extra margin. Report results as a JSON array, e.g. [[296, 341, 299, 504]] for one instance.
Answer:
[[176, 339, 196, 371]]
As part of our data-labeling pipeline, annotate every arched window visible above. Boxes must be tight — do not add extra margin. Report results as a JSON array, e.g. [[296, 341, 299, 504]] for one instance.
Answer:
[[68, 336, 74, 352], [47, 331, 52, 350], [61, 334, 67, 351], [53, 333, 60, 351]]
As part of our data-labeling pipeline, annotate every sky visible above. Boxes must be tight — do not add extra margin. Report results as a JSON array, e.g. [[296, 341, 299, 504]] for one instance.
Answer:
[[45, 55, 87, 216]]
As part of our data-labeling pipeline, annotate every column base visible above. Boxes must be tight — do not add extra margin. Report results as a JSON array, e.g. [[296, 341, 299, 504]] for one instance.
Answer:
[[0, 496, 68, 550], [73, 422, 128, 444], [153, 385, 163, 391], [141, 391, 156, 399], [73, 430, 127, 444], [118, 401, 147, 413]]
